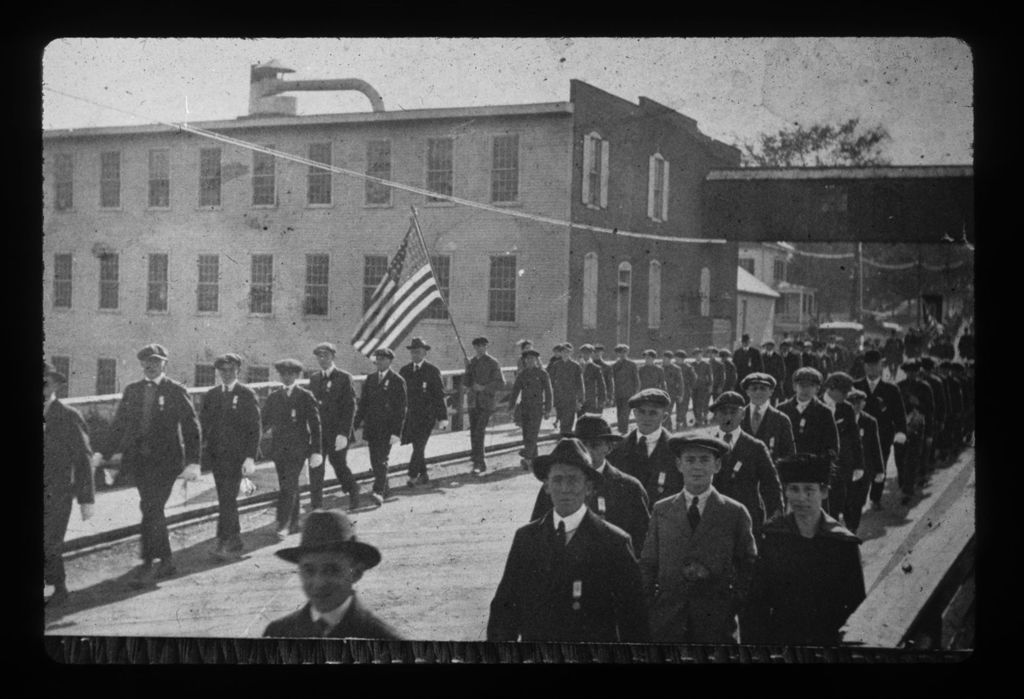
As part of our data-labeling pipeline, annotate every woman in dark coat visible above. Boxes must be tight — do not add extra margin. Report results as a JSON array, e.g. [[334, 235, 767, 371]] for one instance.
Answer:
[[744, 453, 866, 645]]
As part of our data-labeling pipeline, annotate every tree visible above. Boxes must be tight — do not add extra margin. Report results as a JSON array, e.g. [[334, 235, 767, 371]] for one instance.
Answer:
[[738, 118, 892, 167]]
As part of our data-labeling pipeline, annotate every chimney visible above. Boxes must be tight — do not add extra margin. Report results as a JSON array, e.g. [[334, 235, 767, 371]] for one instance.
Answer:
[[247, 60, 385, 117]]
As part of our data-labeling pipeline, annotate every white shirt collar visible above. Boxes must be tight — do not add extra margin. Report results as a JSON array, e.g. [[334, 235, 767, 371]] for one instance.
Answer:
[[309, 595, 354, 630], [595, 460, 608, 474], [637, 427, 664, 454], [413, 362, 423, 370], [223, 381, 237, 392], [44, 394, 56, 415], [147, 374, 165, 385], [553, 503, 587, 533], [323, 364, 337, 376], [796, 397, 812, 412], [716, 426, 740, 446], [867, 377, 880, 390], [683, 485, 715, 513]]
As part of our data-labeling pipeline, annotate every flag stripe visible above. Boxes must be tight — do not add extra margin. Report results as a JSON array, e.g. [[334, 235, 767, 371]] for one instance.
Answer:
[[357, 267, 436, 344], [360, 276, 440, 355]]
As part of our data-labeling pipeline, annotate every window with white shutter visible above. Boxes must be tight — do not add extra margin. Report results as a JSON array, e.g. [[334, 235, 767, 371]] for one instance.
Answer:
[[648, 153, 669, 222], [648, 260, 662, 329]]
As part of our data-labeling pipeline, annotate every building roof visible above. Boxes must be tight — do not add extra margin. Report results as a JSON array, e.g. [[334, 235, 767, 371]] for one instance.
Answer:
[[706, 165, 973, 181], [775, 280, 816, 294], [736, 266, 780, 298]]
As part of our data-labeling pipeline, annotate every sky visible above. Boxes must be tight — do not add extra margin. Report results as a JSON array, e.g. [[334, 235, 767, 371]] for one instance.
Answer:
[[41, 37, 973, 165]]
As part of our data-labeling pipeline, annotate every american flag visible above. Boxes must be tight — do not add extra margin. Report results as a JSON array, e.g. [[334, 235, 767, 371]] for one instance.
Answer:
[[351, 223, 443, 357]]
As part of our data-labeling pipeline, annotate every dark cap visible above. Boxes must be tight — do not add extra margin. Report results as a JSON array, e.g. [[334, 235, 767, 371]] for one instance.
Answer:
[[553, 344, 565, 352], [919, 357, 935, 370], [406, 337, 431, 351], [719, 349, 732, 358], [824, 372, 855, 393], [848, 388, 867, 402], [137, 343, 169, 361], [593, 343, 605, 351], [275, 509, 381, 568], [517, 338, 533, 348], [663, 350, 675, 358], [642, 349, 657, 357], [562, 342, 574, 351], [706, 345, 718, 353], [521, 349, 540, 359], [472, 337, 489, 347], [372, 347, 395, 359], [668, 434, 730, 458], [532, 437, 602, 483], [214, 353, 243, 370], [792, 367, 823, 385], [579, 344, 595, 353], [762, 340, 776, 348], [570, 414, 623, 443], [628, 388, 671, 409], [863, 349, 883, 364], [674, 349, 688, 358], [709, 391, 746, 412], [779, 341, 791, 349], [313, 342, 337, 356], [614, 344, 629, 353], [901, 359, 920, 372], [741, 333, 751, 342], [273, 358, 304, 374], [777, 453, 832, 486], [741, 372, 776, 391]]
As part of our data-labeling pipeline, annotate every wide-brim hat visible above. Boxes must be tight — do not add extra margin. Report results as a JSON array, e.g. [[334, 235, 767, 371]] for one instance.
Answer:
[[668, 435, 730, 458], [741, 372, 776, 391], [275, 509, 381, 568], [214, 353, 243, 370], [862, 349, 883, 364], [628, 388, 671, 409], [137, 343, 169, 361], [571, 414, 623, 443], [406, 337, 431, 351], [273, 358, 304, 373], [43, 361, 67, 384], [313, 342, 337, 356], [792, 367, 823, 385], [532, 437, 603, 483], [709, 391, 746, 412], [372, 348, 395, 359], [776, 453, 832, 485]]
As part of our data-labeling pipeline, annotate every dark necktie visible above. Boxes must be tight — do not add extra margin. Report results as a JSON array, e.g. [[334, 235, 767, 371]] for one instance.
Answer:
[[555, 520, 567, 548], [723, 431, 733, 446], [751, 408, 762, 435], [688, 495, 701, 530], [314, 618, 331, 637], [638, 435, 647, 458], [140, 381, 157, 432]]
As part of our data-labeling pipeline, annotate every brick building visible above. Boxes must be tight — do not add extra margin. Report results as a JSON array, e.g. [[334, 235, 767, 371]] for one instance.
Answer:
[[43, 67, 738, 397]]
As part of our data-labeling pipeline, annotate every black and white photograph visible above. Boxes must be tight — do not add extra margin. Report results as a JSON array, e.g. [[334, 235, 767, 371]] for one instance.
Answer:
[[41, 37, 974, 656]]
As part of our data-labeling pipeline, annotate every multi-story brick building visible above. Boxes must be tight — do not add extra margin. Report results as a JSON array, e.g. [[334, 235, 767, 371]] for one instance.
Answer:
[[43, 66, 739, 397]]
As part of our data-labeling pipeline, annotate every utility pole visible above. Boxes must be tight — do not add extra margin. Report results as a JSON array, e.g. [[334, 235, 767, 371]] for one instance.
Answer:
[[852, 242, 863, 323]]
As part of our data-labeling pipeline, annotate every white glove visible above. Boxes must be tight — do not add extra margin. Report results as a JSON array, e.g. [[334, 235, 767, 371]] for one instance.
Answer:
[[893, 432, 907, 445], [438, 420, 449, 431], [241, 457, 256, 476], [89, 453, 103, 469], [80, 503, 94, 521], [389, 435, 401, 447], [102, 468, 119, 486], [182, 463, 202, 481], [873, 472, 886, 483], [852, 469, 864, 482], [309, 453, 323, 469], [239, 477, 257, 497], [335, 435, 348, 451]]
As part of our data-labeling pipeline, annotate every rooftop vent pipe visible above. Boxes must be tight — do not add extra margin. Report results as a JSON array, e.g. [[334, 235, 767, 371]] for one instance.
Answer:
[[248, 60, 385, 117]]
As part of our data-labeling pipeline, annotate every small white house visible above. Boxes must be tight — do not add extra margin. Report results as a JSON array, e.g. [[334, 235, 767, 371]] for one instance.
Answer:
[[736, 266, 780, 345]]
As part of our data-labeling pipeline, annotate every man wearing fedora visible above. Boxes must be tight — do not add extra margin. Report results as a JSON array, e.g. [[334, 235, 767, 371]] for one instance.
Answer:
[[263, 359, 323, 539], [506, 347, 552, 470], [578, 344, 608, 415], [308, 342, 359, 510], [399, 337, 448, 487], [103, 344, 201, 583], [199, 353, 261, 560], [44, 362, 100, 605], [464, 337, 505, 474], [264, 509, 401, 639], [821, 372, 865, 524], [529, 415, 650, 553], [487, 438, 649, 642], [640, 435, 757, 643], [607, 389, 683, 504], [611, 344, 640, 434], [854, 350, 907, 512], [760, 341, 786, 405], [740, 373, 795, 464], [354, 348, 407, 504], [733, 333, 763, 391], [548, 342, 584, 435]]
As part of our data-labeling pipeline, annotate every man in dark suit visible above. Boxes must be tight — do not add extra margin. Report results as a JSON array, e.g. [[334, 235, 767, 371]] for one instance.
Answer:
[[44, 363, 99, 606], [719, 350, 738, 400], [639, 349, 667, 391], [592, 344, 615, 408], [676, 350, 696, 430], [507, 348, 553, 470], [691, 348, 713, 426], [732, 333, 763, 390], [918, 356, 949, 466], [264, 509, 401, 639], [578, 344, 608, 414], [399, 337, 448, 487], [709, 392, 784, 539], [848, 389, 885, 534], [611, 344, 640, 434], [896, 360, 933, 505], [854, 350, 908, 512], [530, 415, 651, 553], [777, 367, 839, 467], [548, 342, 584, 434], [662, 350, 684, 430], [199, 353, 261, 560], [308, 343, 359, 510], [263, 359, 323, 539], [607, 389, 682, 504], [741, 373, 795, 464], [103, 344, 201, 584], [800, 341, 818, 371], [708, 346, 725, 402], [780, 341, 802, 400], [465, 337, 504, 474], [354, 348, 407, 504], [487, 438, 650, 642], [822, 372, 865, 524], [761, 341, 787, 405]]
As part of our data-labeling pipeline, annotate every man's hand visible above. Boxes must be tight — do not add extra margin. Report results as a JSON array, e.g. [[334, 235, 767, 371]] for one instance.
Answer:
[[852, 469, 865, 482], [335, 435, 348, 451], [241, 457, 256, 476], [309, 453, 323, 469], [438, 420, 449, 431], [389, 435, 401, 447], [89, 453, 103, 469], [102, 468, 119, 486], [80, 503, 94, 521], [893, 432, 907, 445], [873, 472, 886, 483], [182, 463, 202, 481], [111, 453, 123, 465]]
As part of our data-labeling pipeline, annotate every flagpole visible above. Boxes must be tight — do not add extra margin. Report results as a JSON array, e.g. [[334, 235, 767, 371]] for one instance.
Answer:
[[409, 206, 471, 365]]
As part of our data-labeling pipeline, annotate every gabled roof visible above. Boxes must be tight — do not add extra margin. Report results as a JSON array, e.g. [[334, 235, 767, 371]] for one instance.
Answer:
[[737, 266, 780, 298]]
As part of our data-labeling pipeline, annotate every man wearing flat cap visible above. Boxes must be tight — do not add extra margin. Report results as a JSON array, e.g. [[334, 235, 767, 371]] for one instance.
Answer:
[[780, 341, 802, 400], [690, 348, 713, 427], [895, 361, 933, 505], [639, 349, 667, 392], [515, 339, 533, 376], [777, 367, 839, 478], [661, 351, 684, 431], [918, 356, 949, 467], [465, 337, 504, 474], [853, 349, 907, 512], [732, 334, 764, 391], [611, 345, 640, 434], [263, 359, 323, 538], [719, 349, 738, 400], [487, 438, 649, 642], [640, 435, 757, 643], [708, 346, 725, 403], [760, 341, 786, 405], [308, 343, 359, 510], [578, 344, 608, 415], [821, 372, 864, 524], [740, 373, 795, 464], [847, 389, 885, 533], [744, 454, 865, 646], [264, 509, 401, 639], [44, 362, 100, 605], [607, 389, 682, 504], [548, 342, 584, 435], [529, 415, 650, 553], [592, 344, 615, 408], [354, 348, 407, 504], [399, 338, 448, 487], [675, 350, 696, 430], [102, 344, 201, 583], [199, 353, 261, 559], [507, 348, 552, 470]]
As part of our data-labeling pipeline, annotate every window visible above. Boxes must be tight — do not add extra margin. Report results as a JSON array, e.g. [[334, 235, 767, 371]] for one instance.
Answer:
[[426, 138, 454, 202], [699, 267, 711, 317], [197, 254, 219, 312], [365, 140, 391, 205], [199, 148, 222, 207], [617, 262, 632, 346], [100, 151, 121, 208], [250, 254, 273, 314], [98, 253, 119, 310], [773, 259, 787, 284], [246, 366, 270, 384], [803, 294, 815, 317], [488, 255, 517, 322], [147, 253, 169, 312], [53, 253, 72, 308], [647, 153, 670, 222], [307, 143, 332, 205], [491, 134, 519, 203], [648, 260, 662, 329], [363, 255, 389, 311], [582, 133, 609, 208], [422, 254, 451, 319], [194, 364, 216, 387], [739, 258, 755, 275], [304, 254, 330, 316], [51, 356, 70, 398], [252, 146, 276, 206], [582, 252, 598, 329], [776, 295, 789, 316], [148, 149, 170, 208], [55, 153, 73, 210], [96, 358, 117, 395]]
